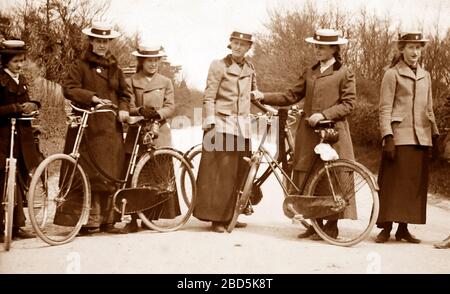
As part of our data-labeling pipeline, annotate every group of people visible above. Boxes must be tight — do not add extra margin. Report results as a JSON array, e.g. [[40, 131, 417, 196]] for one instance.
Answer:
[[0, 20, 448, 248]]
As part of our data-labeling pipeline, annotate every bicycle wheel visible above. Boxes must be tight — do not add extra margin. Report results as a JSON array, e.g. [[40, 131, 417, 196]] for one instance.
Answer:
[[227, 156, 260, 232], [180, 144, 202, 204], [307, 159, 379, 247], [132, 148, 196, 232], [28, 154, 91, 245], [3, 158, 16, 251]]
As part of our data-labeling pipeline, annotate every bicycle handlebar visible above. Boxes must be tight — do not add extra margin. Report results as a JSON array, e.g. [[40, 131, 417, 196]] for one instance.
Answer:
[[70, 102, 118, 116]]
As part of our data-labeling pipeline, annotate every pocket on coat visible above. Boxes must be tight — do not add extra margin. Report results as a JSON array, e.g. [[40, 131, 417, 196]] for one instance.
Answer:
[[390, 113, 405, 123]]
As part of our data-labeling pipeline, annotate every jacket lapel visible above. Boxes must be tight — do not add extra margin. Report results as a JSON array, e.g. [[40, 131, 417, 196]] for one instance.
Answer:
[[132, 72, 165, 92], [241, 62, 254, 78], [397, 60, 418, 80], [226, 62, 242, 77]]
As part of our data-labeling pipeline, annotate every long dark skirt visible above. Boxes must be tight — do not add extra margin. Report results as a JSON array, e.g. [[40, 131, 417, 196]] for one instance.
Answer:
[[377, 145, 429, 225], [193, 132, 251, 223]]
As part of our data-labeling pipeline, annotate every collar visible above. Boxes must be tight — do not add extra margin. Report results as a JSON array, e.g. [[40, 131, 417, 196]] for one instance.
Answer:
[[320, 57, 336, 73], [4, 68, 20, 84]]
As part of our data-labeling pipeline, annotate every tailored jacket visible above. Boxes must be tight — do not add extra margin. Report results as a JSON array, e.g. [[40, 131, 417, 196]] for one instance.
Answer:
[[127, 72, 175, 147], [202, 54, 257, 138], [263, 62, 356, 171], [379, 60, 439, 146]]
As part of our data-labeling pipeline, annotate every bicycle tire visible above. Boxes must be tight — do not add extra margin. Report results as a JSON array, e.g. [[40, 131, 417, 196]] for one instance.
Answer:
[[132, 148, 196, 232], [180, 144, 202, 205], [227, 156, 259, 233], [3, 158, 16, 251], [307, 159, 379, 247], [28, 154, 91, 246]]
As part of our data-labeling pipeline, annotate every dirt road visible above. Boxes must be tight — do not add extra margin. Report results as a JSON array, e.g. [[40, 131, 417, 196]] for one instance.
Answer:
[[1, 127, 449, 274]]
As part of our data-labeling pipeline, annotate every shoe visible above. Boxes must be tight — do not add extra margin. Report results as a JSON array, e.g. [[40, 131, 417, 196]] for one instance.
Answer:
[[234, 221, 248, 228], [100, 224, 128, 234], [123, 220, 139, 233], [77, 227, 97, 236], [375, 229, 391, 243], [0, 234, 4, 243], [434, 236, 450, 249], [297, 226, 316, 239], [211, 222, 225, 233], [310, 233, 322, 241], [395, 230, 421, 243], [13, 228, 35, 240]]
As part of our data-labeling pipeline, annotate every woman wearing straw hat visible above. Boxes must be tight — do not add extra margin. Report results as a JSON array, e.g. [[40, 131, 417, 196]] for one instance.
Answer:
[[194, 29, 257, 233], [253, 29, 357, 240], [54, 22, 131, 235], [123, 43, 178, 233], [0, 39, 42, 241], [375, 31, 439, 243]]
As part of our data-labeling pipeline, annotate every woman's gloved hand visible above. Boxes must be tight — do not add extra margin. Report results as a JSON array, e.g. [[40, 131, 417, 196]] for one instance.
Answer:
[[139, 106, 160, 120], [21, 102, 38, 114], [383, 135, 396, 161]]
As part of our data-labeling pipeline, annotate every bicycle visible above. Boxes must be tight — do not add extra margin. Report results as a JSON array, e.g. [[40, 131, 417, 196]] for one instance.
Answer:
[[27, 103, 196, 246], [2, 112, 39, 251], [225, 100, 379, 246], [226, 100, 380, 246], [181, 104, 311, 229]]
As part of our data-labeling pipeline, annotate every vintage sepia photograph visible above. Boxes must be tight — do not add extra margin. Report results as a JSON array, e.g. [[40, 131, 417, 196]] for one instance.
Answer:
[[0, 0, 449, 276]]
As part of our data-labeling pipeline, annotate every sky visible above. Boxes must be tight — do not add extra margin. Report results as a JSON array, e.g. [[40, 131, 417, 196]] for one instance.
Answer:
[[1, 0, 449, 89]]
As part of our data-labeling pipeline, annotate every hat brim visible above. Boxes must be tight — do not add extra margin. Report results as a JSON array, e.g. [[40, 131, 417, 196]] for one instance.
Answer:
[[229, 37, 253, 44], [305, 37, 348, 45], [394, 39, 429, 43], [82, 28, 121, 39], [131, 51, 166, 58], [0, 49, 27, 54]]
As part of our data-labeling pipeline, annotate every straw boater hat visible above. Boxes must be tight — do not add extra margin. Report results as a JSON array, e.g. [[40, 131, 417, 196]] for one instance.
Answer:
[[395, 31, 429, 43], [305, 29, 348, 45], [0, 40, 28, 54], [227, 29, 254, 49], [132, 43, 167, 58], [82, 21, 120, 39]]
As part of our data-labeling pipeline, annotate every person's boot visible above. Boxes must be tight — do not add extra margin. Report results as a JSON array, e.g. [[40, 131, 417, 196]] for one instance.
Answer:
[[100, 223, 128, 234], [395, 223, 421, 243], [211, 222, 225, 233], [434, 235, 450, 249], [375, 222, 392, 243], [12, 227, 35, 240], [123, 218, 139, 233]]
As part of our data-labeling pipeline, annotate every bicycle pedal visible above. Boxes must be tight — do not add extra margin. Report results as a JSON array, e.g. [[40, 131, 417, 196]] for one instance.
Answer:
[[243, 157, 251, 163]]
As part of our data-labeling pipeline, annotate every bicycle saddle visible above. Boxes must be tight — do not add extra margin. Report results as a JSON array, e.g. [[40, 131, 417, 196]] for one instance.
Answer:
[[127, 116, 145, 125], [315, 120, 335, 128]]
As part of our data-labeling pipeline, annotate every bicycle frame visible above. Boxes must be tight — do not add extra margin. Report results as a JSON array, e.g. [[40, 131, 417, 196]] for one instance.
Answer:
[[3, 115, 37, 250]]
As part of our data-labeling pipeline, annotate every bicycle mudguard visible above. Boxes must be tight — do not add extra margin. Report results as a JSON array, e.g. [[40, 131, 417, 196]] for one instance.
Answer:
[[283, 195, 346, 219], [113, 187, 171, 214]]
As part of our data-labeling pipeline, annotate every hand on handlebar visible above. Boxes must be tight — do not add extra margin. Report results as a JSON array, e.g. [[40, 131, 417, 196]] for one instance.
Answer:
[[92, 96, 112, 106], [118, 110, 130, 123], [21, 102, 38, 114], [307, 113, 325, 127]]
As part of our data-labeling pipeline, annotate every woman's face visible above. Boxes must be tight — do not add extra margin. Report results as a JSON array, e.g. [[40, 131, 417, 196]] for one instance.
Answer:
[[91, 38, 111, 56], [401, 42, 423, 66], [142, 57, 161, 75], [230, 39, 252, 59], [313, 44, 336, 62], [6, 54, 25, 75]]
